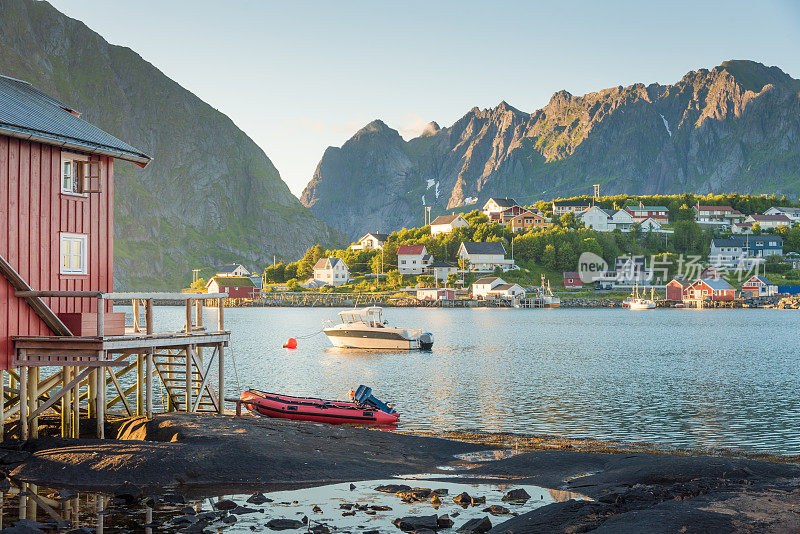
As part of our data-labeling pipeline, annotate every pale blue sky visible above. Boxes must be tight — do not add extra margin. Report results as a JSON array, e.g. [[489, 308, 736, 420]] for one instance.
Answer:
[[49, 0, 800, 196]]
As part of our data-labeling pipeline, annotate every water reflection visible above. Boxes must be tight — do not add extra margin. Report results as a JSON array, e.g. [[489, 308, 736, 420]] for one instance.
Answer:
[[120, 306, 800, 454]]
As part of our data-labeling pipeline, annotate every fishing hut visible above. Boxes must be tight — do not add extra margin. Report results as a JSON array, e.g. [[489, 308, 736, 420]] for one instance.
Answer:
[[0, 74, 230, 440]]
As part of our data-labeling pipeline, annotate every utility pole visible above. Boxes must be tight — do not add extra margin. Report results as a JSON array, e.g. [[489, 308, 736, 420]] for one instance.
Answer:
[[191, 269, 200, 285]]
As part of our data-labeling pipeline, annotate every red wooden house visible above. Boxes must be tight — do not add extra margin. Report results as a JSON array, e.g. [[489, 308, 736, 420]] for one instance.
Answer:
[[0, 74, 151, 370], [665, 278, 691, 301], [685, 278, 736, 301], [563, 272, 583, 288], [206, 276, 256, 299]]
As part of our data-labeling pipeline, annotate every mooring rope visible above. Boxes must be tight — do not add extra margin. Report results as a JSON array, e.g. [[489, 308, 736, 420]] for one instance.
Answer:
[[229, 343, 242, 393]]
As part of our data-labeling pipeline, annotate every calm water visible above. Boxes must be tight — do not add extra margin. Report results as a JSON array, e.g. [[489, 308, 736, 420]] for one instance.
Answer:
[[124, 306, 800, 455]]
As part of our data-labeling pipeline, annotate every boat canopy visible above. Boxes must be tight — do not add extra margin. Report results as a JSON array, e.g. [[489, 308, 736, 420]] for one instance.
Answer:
[[338, 306, 384, 326]]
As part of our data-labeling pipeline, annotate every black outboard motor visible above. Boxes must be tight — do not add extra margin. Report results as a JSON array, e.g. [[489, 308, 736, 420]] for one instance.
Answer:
[[353, 385, 396, 414], [419, 332, 434, 350]]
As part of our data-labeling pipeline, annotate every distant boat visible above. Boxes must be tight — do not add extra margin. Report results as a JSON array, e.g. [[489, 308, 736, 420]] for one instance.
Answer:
[[323, 306, 434, 350], [628, 284, 656, 310], [536, 274, 560, 307]]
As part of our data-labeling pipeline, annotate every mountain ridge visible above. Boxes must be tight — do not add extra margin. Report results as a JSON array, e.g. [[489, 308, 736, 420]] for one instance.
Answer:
[[301, 59, 800, 238], [0, 0, 344, 289]]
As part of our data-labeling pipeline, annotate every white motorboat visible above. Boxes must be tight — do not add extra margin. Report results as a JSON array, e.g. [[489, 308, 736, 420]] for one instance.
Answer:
[[537, 274, 561, 307], [628, 285, 656, 310], [323, 307, 434, 350]]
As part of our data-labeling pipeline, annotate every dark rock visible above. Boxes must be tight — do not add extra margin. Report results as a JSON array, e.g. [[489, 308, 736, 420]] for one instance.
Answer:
[[396, 488, 432, 502], [376, 484, 412, 493], [213, 499, 238, 511], [265, 518, 305, 530], [364, 510, 376, 515], [501, 489, 531, 502], [0, 451, 30, 464], [482, 505, 511, 515], [471, 496, 486, 505], [456, 516, 492, 533], [301, 516, 308, 524], [65, 529, 93, 534], [433, 488, 449, 496], [312, 505, 323, 513], [310, 525, 330, 533], [341, 511, 355, 516], [112, 482, 142, 505], [221, 516, 237, 524], [170, 515, 198, 526], [392, 514, 439, 531], [180, 505, 196, 515], [438, 514, 454, 528], [370, 505, 392, 511], [350, 483, 356, 490], [231, 506, 259, 515], [247, 492, 272, 504], [339, 503, 353, 510], [453, 492, 472, 504]]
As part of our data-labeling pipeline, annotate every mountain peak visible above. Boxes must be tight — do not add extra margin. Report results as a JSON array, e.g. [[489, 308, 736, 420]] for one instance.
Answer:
[[420, 121, 441, 137], [359, 119, 392, 133], [717, 60, 798, 93]]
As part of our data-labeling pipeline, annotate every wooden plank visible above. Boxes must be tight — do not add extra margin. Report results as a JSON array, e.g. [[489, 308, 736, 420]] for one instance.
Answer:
[[146, 349, 153, 418], [28, 367, 92, 420], [19, 351, 27, 439], [188, 344, 219, 412], [106, 367, 132, 416]]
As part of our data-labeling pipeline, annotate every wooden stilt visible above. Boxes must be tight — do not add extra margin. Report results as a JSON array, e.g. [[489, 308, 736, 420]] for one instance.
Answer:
[[185, 300, 193, 333], [136, 353, 144, 415], [185, 346, 193, 412], [18, 482, 27, 520], [29, 367, 39, 439], [0, 369, 4, 440], [87, 369, 96, 419], [26, 483, 37, 520], [132, 298, 140, 333], [146, 349, 154, 419], [60, 368, 68, 438], [19, 351, 28, 441], [218, 343, 225, 414], [72, 366, 80, 439], [96, 363, 105, 439]]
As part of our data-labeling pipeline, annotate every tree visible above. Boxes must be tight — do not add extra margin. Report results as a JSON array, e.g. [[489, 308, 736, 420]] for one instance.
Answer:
[[751, 222, 762, 235], [542, 244, 557, 271], [190, 277, 206, 291]]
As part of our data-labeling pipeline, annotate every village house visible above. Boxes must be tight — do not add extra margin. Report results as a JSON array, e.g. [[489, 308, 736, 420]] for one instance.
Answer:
[[350, 232, 389, 251], [397, 244, 432, 275], [206, 276, 256, 298], [0, 75, 234, 440], [482, 197, 521, 221], [665, 278, 692, 301], [498, 205, 528, 224], [578, 207, 635, 232], [625, 203, 669, 223], [487, 283, 526, 299], [709, 236, 783, 267], [741, 275, 778, 297], [471, 276, 505, 299], [693, 204, 745, 227], [685, 278, 736, 301], [216, 263, 251, 277], [508, 211, 551, 232], [416, 288, 456, 301], [313, 257, 350, 286], [458, 242, 515, 272], [552, 201, 592, 216], [639, 217, 669, 233], [764, 206, 800, 223], [430, 214, 468, 236], [731, 214, 793, 234], [563, 272, 583, 288], [429, 260, 457, 281]]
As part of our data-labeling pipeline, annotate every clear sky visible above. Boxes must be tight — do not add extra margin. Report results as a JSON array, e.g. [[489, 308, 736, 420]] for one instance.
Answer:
[[48, 0, 800, 197]]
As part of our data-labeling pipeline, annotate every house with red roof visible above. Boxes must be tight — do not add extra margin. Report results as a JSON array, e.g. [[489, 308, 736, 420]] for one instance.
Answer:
[[692, 204, 745, 227], [685, 278, 736, 301], [741, 275, 777, 297], [397, 244, 432, 275], [563, 272, 583, 288]]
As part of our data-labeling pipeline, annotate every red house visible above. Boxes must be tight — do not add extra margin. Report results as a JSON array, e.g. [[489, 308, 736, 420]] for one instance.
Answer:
[[0, 74, 151, 370], [665, 278, 691, 301], [206, 276, 256, 299], [685, 278, 736, 301], [563, 272, 583, 288], [416, 288, 456, 301]]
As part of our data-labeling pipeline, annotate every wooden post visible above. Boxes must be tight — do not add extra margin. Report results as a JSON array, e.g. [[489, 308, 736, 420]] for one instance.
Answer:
[[72, 366, 80, 439], [218, 343, 225, 414], [87, 369, 96, 419], [217, 298, 225, 331], [29, 367, 38, 439], [0, 370, 4, 441], [136, 354, 144, 416], [132, 299, 140, 333], [19, 351, 28, 440], [195, 300, 203, 329], [60, 368, 68, 438], [185, 300, 193, 333], [145, 299, 154, 334], [96, 296, 105, 337], [185, 346, 193, 412], [146, 349, 154, 419], [96, 364, 105, 439]]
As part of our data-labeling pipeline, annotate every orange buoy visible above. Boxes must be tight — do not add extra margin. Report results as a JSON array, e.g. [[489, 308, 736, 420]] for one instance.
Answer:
[[283, 337, 298, 349]]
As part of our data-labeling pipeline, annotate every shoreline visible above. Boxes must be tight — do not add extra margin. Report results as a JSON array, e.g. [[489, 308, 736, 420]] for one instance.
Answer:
[[2, 413, 799, 532]]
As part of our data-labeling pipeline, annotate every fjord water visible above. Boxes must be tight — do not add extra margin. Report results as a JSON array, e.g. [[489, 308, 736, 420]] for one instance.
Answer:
[[130, 306, 800, 455]]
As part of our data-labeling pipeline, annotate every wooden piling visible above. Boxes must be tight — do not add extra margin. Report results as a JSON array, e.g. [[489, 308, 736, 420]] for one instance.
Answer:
[[146, 349, 154, 419], [96, 364, 105, 439], [185, 346, 193, 412], [136, 353, 144, 415], [72, 366, 79, 439], [19, 351, 27, 440], [218, 343, 225, 414], [29, 367, 38, 439], [0, 370, 4, 440]]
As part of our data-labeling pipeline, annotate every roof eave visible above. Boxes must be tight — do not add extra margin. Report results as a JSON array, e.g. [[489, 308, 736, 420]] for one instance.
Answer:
[[0, 124, 153, 167]]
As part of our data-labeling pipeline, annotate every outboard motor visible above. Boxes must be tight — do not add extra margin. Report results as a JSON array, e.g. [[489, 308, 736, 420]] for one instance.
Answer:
[[419, 332, 434, 350], [353, 385, 396, 414]]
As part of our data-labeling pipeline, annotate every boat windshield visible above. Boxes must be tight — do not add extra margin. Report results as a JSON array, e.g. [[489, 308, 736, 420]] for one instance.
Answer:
[[338, 307, 384, 327]]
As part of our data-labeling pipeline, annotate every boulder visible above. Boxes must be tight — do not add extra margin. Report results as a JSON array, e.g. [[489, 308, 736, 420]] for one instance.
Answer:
[[471, 496, 486, 505], [453, 492, 472, 504], [246, 492, 272, 505], [437, 515, 454, 528], [213, 499, 238, 511], [456, 516, 492, 533], [266, 518, 306, 530], [391, 515, 439, 531], [482, 505, 511, 515], [112, 482, 142, 505], [501, 488, 531, 502], [376, 484, 412, 493]]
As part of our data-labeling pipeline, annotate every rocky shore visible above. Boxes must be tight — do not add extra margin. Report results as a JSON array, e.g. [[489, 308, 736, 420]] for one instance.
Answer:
[[560, 298, 622, 308], [1, 413, 798, 533]]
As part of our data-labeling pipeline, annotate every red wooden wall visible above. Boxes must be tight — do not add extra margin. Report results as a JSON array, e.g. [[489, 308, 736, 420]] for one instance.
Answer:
[[0, 134, 115, 369]]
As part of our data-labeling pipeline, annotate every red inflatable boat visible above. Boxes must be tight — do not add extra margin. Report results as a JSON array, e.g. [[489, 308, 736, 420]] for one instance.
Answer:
[[240, 388, 400, 426]]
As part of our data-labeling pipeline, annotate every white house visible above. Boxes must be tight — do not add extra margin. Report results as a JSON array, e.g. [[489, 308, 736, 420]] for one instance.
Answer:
[[744, 214, 792, 230], [579, 206, 614, 231], [429, 260, 457, 281], [397, 244, 432, 275], [351, 232, 389, 250], [693, 204, 745, 227], [639, 217, 668, 233], [430, 214, 468, 236], [217, 263, 250, 277], [482, 197, 520, 219], [458, 241, 515, 272], [487, 283, 526, 299], [764, 206, 800, 223], [313, 257, 350, 286], [741, 275, 778, 297], [609, 209, 635, 232], [471, 276, 504, 299], [553, 201, 591, 216]]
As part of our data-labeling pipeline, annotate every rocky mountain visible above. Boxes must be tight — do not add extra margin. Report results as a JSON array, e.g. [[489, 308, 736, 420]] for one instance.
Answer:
[[0, 0, 343, 289], [301, 60, 800, 238]]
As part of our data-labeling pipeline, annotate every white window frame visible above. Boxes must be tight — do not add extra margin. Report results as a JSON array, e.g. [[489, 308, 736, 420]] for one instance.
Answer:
[[60, 151, 89, 197], [60, 233, 88, 275]]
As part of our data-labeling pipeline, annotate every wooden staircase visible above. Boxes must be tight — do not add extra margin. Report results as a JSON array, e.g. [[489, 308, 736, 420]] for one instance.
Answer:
[[152, 346, 220, 413]]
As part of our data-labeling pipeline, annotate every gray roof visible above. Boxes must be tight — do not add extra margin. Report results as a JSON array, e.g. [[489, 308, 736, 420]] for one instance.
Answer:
[[473, 276, 502, 285], [359, 232, 389, 242], [486, 197, 519, 208], [461, 241, 506, 255], [0, 74, 151, 165], [712, 236, 783, 249], [490, 283, 520, 291], [767, 206, 800, 215], [218, 263, 246, 274], [429, 261, 456, 268], [431, 214, 464, 225], [698, 278, 734, 291]]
